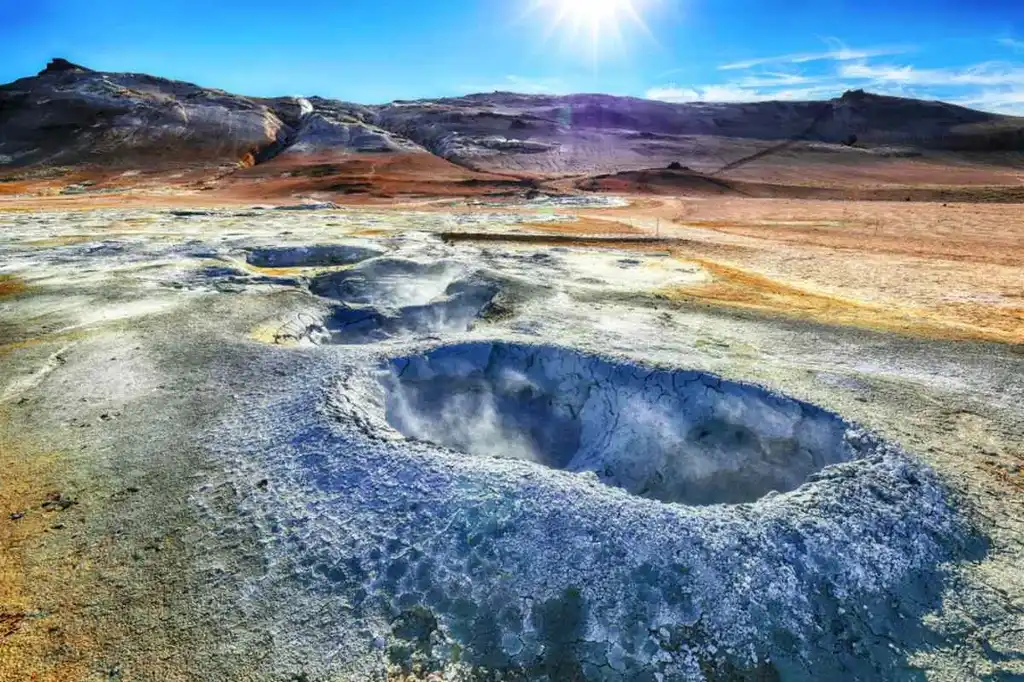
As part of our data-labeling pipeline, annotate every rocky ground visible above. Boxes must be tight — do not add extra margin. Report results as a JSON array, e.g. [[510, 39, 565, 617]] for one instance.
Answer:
[[0, 199, 1021, 681]]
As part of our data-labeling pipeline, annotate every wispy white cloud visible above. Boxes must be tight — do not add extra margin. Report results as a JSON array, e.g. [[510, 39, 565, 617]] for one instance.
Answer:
[[952, 89, 1024, 115], [645, 85, 754, 102], [734, 72, 818, 87], [648, 43, 1024, 115], [459, 42, 1024, 117], [839, 61, 1024, 86], [645, 83, 847, 103], [719, 45, 912, 71], [998, 37, 1024, 52]]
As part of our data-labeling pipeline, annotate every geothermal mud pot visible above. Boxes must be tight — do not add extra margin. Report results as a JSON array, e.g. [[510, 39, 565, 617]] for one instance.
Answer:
[[240, 339, 980, 681], [246, 243, 385, 268], [380, 343, 855, 505], [274, 256, 517, 344]]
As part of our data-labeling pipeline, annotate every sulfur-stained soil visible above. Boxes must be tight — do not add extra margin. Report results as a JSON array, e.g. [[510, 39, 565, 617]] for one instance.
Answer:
[[0, 180, 1021, 680]]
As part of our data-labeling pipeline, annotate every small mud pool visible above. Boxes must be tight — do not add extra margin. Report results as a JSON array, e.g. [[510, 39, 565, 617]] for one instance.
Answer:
[[246, 243, 383, 268], [299, 258, 511, 344], [380, 342, 857, 505]]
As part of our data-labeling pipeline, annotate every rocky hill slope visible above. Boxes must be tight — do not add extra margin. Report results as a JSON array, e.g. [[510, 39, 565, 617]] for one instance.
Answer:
[[0, 59, 428, 170], [373, 90, 1024, 174], [3, 58, 1024, 191]]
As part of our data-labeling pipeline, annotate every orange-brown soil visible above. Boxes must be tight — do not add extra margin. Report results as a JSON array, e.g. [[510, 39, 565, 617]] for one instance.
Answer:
[[212, 151, 538, 201], [0, 153, 541, 209], [609, 196, 1024, 344], [720, 153, 1024, 187], [580, 163, 1024, 203], [1, 157, 1021, 345], [0, 410, 94, 682], [0, 275, 27, 298], [431, 189, 1022, 345]]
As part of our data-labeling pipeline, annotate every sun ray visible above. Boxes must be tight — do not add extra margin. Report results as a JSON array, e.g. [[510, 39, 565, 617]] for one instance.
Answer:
[[524, 0, 655, 64]]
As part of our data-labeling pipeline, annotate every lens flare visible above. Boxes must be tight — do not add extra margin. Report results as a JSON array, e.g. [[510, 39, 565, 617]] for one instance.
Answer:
[[527, 0, 654, 63]]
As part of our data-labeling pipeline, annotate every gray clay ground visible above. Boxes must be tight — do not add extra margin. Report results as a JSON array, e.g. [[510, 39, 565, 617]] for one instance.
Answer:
[[0, 206, 1022, 681]]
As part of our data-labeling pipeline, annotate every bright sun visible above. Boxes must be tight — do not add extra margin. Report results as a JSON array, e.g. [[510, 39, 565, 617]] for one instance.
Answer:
[[527, 0, 652, 62]]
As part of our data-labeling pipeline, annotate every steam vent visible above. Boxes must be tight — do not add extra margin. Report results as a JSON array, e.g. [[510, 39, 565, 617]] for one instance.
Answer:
[[220, 341, 983, 682]]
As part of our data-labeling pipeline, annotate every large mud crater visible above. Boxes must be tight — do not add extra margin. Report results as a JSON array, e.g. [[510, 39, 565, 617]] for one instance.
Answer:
[[381, 342, 860, 505]]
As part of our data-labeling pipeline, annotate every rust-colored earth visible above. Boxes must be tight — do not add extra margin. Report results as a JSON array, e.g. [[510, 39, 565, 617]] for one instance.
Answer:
[[2, 157, 1022, 346]]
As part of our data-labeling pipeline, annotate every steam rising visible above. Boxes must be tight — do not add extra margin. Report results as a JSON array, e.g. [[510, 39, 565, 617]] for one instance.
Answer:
[[380, 342, 857, 505], [308, 257, 504, 344]]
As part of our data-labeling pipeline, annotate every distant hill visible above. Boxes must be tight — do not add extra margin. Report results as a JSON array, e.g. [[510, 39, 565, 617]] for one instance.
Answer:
[[374, 89, 1024, 175], [2, 58, 1024, 195]]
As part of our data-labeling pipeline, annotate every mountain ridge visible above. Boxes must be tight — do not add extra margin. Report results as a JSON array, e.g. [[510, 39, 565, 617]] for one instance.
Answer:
[[3, 59, 1024, 200]]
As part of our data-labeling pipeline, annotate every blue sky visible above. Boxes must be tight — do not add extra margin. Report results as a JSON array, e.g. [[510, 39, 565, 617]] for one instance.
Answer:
[[3, 0, 1024, 112]]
